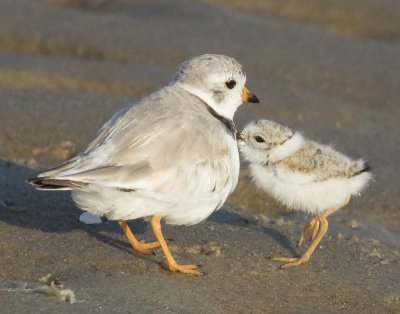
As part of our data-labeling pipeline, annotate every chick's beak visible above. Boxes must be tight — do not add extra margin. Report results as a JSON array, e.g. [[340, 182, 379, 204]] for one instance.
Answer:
[[236, 131, 246, 142], [241, 87, 260, 103]]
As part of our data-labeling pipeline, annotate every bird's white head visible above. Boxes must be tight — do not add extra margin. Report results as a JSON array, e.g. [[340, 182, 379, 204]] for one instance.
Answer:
[[239, 119, 304, 165], [173, 54, 259, 120]]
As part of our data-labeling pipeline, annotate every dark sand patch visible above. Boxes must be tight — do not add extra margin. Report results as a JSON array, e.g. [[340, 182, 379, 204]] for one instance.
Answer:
[[0, 69, 151, 97], [0, 33, 184, 65], [209, 0, 400, 40]]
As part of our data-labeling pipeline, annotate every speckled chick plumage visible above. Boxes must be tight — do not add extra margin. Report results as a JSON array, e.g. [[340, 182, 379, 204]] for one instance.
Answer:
[[239, 119, 371, 214]]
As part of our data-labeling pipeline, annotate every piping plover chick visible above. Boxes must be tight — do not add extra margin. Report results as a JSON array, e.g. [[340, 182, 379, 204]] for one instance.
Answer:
[[28, 54, 259, 276], [239, 119, 371, 268]]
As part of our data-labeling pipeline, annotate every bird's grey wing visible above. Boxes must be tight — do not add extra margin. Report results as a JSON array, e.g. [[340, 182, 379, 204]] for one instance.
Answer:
[[54, 120, 233, 197], [84, 106, 130, 154], [36, 106, 130, 179], [277, 141, 362, 182], [37, 87, 175, 179], [45, 89, 235, 196]]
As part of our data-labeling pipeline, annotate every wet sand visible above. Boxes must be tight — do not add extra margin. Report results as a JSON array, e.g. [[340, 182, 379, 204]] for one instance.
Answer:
[[0, 0, 399, 312]]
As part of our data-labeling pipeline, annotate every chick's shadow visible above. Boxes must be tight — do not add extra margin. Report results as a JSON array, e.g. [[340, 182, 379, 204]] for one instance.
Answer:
[[209, 210, 298, 257]]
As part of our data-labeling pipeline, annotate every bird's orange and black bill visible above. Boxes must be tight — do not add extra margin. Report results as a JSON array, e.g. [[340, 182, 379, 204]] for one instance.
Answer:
[[241, 87, 260, 103]]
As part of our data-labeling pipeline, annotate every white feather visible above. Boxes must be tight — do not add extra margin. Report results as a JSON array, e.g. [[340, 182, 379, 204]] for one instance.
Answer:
[[268, 133, 304, 163], [249, 163, 371, 214]]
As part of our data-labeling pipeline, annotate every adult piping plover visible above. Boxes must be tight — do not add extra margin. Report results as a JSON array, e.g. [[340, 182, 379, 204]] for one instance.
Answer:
[[239, 119, 371, 268], [28, 54, 259, 275]]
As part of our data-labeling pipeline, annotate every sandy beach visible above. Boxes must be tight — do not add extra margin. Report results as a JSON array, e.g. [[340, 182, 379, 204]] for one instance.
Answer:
[[0, 0, 399, 312]]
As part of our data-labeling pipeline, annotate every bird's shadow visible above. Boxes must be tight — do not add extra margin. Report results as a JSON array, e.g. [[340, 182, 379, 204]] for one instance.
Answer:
[[0, 160, 297, 258], [0, 160, 151, 255]]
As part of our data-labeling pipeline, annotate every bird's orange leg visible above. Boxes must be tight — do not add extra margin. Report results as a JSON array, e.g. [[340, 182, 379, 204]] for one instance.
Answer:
[[272, 197, 351, 268], [297, 216, 320, 247], [118, 220, 160, 255], [272, 216, 328, 268], [150, 215, 202, 276]]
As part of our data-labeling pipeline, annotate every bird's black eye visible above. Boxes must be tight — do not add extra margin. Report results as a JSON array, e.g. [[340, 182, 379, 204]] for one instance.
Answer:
[[225, 80, 236, 89], [255, 136, 265, 143]]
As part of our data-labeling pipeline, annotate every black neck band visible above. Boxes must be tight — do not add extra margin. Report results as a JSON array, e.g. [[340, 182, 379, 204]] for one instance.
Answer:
[[205, 104, 236, 139], [188, 92, 236, 138]]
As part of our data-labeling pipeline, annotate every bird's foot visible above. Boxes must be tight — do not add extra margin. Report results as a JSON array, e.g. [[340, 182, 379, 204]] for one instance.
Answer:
[[297, 217, 320, 247], [161, 261, 202, 276], [132, 240, 160, 255], [271, 255, 310, 268]]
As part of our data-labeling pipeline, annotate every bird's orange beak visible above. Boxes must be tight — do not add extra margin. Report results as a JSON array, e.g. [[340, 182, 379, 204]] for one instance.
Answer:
[[241, 87, 259, 103]]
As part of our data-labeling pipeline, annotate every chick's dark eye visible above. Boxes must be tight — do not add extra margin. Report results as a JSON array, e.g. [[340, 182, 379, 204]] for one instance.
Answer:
[[255, 136, 265, 143], [225, 80, 236, 89]]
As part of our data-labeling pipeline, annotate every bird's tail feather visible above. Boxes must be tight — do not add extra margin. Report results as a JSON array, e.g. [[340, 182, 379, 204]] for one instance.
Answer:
[[27, 177, 87, 191], [352, 162, 371, 177]]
